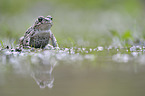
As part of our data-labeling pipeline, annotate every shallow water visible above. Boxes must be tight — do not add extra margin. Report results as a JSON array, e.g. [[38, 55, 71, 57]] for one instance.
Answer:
[[0, 47, 145, 96]]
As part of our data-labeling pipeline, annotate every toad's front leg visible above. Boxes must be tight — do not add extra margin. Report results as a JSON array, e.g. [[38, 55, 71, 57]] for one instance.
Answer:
[[49, 31, 58, 48]]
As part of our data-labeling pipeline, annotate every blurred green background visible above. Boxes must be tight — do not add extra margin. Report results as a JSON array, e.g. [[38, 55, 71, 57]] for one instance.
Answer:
[[0, 0, 145, 47], [1, 1, 145, 96]]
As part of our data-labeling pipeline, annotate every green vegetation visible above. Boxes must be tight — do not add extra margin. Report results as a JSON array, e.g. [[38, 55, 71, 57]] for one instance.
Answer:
[[0, 0, 144, 48], [0, 41, 4, 49]]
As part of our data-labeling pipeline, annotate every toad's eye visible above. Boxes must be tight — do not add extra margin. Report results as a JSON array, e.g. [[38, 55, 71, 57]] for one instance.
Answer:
[[47, 16, 53, 20], [50, 17, 53, 20], [38, 17, 43, 22]]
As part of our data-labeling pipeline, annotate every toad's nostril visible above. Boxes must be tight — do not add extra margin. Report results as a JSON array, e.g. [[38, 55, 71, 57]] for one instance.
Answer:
[[38, 17, 43, 22]]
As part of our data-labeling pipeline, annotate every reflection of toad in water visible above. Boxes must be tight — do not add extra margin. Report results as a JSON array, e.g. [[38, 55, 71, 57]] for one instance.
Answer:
[[30, 56, 57, 88]]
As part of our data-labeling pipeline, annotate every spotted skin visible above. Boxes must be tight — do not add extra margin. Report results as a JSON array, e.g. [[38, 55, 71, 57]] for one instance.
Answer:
[[19, 15, 58, 48]]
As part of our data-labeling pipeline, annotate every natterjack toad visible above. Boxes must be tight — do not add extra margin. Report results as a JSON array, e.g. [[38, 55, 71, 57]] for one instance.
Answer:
[[19, 15, 58, 49]]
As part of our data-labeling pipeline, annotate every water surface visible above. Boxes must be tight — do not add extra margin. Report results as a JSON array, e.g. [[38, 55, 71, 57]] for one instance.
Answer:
[[0, 47, 145, 96]]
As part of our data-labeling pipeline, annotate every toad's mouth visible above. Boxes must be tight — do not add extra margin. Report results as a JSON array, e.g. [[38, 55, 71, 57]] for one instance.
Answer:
[[35, 23, 52, 30], [37, 23, 52, 26]]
